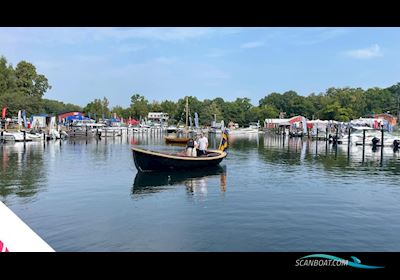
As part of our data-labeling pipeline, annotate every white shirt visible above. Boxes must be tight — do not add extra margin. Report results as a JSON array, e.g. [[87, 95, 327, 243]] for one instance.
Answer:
[[198, 136, 208, 151]]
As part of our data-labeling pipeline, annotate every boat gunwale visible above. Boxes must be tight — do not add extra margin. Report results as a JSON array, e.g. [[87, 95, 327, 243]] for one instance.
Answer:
[[132, 147, 227, 161]]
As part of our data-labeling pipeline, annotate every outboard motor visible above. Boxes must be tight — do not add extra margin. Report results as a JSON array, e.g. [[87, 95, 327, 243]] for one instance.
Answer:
[[393, 140, 400, 152]]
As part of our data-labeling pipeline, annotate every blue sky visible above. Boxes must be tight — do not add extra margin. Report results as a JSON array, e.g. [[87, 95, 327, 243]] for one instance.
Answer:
[[1, 27, 400, 108]]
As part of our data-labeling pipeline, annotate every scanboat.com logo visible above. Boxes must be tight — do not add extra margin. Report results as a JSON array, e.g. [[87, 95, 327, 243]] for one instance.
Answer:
[[295, 254, 384, 269]]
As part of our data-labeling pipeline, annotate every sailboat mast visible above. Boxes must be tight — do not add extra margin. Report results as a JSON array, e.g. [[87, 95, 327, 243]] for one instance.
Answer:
[[185, 96, 189, 128]]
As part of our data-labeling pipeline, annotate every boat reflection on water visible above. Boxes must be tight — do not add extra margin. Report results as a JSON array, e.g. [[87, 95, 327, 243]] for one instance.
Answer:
[[132, 165, 227, 198]]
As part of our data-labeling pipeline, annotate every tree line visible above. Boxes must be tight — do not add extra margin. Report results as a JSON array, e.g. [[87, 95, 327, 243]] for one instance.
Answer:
[[0, 56, 81, 117], [100, 86, 400, 126], [2, 56, 400, 126]]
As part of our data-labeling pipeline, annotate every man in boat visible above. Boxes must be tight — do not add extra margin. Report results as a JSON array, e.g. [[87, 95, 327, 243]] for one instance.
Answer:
[[197, 132, 208, 156]]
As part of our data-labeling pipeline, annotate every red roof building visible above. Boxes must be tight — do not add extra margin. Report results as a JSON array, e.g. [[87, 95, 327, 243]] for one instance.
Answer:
[[58, 111, 83, 123]]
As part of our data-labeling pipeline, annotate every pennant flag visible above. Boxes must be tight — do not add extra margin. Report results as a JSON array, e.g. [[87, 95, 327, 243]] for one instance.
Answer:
[[22, 110, 27, 128], [218, 129, 229, 152], [2, 107, 7, 119], [301, 116, 307, 133], [189, 116, 193, 127], [102, 112, 105, 120], [17, 110, 22, 129], [94, 113, 97, 121], [194, 112, 199, 128], [88, 112, 91, 119]]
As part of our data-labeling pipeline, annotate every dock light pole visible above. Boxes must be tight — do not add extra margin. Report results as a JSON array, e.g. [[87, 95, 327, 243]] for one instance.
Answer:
[[362, 129, 366, 164], [381, 123, 384, 166], [347, 124, 351, 158]]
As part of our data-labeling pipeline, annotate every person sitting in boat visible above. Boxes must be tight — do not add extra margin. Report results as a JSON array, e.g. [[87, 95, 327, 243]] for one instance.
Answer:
[[197, 133, 208, 156], [186, 137, 198, 157]]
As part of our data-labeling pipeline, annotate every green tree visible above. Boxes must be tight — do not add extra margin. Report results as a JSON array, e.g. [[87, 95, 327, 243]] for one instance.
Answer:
[[111, 105, 130, 119], [202, 101, 223, 125], [15, 61, 51, 98], [160, 100, 178, 121], [130, 94, 149, 119], [83, 97, 110, 118]]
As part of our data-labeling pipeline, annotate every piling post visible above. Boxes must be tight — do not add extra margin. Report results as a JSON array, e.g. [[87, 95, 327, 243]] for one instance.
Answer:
[[325, 126, 328, 141], [347, 125, 351, 158], [381, 124, 384, 165], [335, 125, 339, 144], [348, 125, 351, 145], [362, 129, 366, 147]]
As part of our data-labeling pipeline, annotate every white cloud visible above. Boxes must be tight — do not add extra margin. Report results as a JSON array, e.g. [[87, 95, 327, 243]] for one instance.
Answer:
[[240, 41, 264, 49], [346, 44, 383, 59], [89, 27, 217, 41], [0, 27, 240, 50]]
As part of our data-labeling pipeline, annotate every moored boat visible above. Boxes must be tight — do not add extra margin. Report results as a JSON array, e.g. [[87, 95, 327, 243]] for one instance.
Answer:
[[164, 136, 190, 144]]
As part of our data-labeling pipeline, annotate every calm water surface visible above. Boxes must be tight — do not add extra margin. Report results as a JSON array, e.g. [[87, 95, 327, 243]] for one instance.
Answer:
[[1, 133, 400, 251]]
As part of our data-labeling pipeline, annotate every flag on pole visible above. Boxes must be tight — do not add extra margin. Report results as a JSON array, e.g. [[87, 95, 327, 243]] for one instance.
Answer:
[[22, 110, 27, 128], [2, 107, 7, 119], [194, 112, 199, 128], [102, 112, 105, 120], [218, 129, 229, 153], [94, 113, 97, 121], [189, 116, 193, 127], [88, 112, 91, 119], [17, 110, 22, 129]]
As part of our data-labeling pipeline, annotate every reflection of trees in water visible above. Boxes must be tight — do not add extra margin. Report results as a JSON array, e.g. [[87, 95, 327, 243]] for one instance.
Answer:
[[227, 134, 261, 151], [131, 165, 227, 199], [261, 135, 400, 174], [0, 143, 47, 202]]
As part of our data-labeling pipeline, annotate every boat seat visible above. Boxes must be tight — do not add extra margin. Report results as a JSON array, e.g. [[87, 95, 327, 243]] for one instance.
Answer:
[[206, 153, 220, 157]]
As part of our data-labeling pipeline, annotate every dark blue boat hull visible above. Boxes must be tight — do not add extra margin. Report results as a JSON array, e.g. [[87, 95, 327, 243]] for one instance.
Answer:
[[132, 148, 226, 172]]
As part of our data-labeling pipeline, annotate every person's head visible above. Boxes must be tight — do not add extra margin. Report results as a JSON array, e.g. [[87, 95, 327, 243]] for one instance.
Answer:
[[199, 133, 204, 138]]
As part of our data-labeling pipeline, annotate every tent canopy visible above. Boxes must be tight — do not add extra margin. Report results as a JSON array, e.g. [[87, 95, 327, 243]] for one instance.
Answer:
[[65, 115, 90, 121]]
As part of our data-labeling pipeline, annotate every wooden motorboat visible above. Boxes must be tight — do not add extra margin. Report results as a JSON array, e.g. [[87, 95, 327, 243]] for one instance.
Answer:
[[164, 136, 190, 144], [132, 147, 227, 172]]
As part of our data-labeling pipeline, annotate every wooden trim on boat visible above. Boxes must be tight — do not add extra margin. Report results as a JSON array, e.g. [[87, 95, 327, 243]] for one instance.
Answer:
[[132, 147, 226, 161]]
